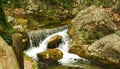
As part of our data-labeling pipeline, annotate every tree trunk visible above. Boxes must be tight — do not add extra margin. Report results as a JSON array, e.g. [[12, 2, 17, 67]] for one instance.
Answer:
[[12, 33, 24, 69]]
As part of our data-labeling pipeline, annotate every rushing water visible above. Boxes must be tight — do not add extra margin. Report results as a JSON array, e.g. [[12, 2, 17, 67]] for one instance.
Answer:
[[24, 26, 110, 69]]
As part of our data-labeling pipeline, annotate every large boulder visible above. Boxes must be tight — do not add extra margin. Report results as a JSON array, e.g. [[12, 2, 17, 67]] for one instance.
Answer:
[[68, 5, 118, 44], [47, 35, 62, 49], [0, 36, 20, 69], [37, 49, 63, 61], [68, 5, 119, 67], [88, 31, 120, 66]]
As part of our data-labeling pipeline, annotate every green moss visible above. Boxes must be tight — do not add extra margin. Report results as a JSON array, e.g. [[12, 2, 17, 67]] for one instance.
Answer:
[[32, 65, 39, 69], [23, 54, 31, 60], [79, 29, 88, 44], [0, 1, 19, 45], [95, 31, 104, 39], [95, 0, 112, 7], [24, 54, 39, 69]]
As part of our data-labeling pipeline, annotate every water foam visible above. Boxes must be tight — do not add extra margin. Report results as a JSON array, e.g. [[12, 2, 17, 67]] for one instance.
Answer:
[[24, 28, 85, 65]]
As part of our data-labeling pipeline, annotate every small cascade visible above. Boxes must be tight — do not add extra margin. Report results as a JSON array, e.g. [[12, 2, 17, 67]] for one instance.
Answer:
[[27, 25, 69, 47], [25, 26, 87, 67]]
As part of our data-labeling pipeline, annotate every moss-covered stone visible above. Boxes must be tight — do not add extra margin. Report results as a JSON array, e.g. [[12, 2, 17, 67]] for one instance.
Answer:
[[48, 35, 62, 49], [24, 54, 38, 69], [37, 49, 63, 61]]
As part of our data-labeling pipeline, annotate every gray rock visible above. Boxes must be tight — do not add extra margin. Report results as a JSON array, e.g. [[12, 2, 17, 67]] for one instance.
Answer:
[[88, 33, 120, 65], [0, 36, 20, 69], [68, 5, 118, 45], [69, 5, 119, 66]]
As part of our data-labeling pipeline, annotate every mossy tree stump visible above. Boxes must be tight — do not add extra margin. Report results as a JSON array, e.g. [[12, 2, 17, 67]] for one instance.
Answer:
[[12, 33, 24, 69]]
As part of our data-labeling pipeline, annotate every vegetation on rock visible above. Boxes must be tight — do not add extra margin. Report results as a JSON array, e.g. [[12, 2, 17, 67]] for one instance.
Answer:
[[69, 5, 120, 67], [37, 49, 63, 61]]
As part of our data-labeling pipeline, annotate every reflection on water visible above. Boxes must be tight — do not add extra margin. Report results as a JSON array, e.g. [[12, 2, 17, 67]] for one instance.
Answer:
[[38, 56, 113, 69], [38, 60, 118, 69], [38, 63, 104, 69]]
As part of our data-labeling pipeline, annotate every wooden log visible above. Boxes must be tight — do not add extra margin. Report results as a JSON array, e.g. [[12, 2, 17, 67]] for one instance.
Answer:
[[12, 33, 24, 69]]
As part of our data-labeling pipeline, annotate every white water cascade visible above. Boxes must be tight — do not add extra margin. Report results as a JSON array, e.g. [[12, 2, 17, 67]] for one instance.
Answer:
[[24, 26, 86, 66]]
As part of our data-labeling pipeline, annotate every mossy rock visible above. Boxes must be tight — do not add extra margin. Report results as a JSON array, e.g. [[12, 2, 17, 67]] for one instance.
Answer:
[[37, 49, 63, 61], [47, 35, 62, 49], [16, 18, 28, 25], [24, 54, 38, 69]]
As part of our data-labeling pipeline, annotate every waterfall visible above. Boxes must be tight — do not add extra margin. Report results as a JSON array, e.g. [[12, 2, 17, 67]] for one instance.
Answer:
[[24, 26, 86, 66], [27, 25, 69, 47]]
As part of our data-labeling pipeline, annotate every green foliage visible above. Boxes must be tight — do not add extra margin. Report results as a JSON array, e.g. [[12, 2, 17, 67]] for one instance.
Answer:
[[2, 0, 27, 8], [79, 29, 88, 44], [50, 0, 59, 5], [80, 0, 118, 9], [95, 0, 112, 7], [0, 28, 19, 45], [2, 34, 12, 45], [0, 1, 12, 29], [37, 0, 72, 16], [79, 28, 105, 44], [0, 0, 19, 45], [48, 9, 56, 15], [37, 4, 47, 14], [22, 0, 27, 9], [84, 0, 93, 6], [62, 0, 69, 8], [95, 31, 104, 39], [12, 2, 21, 8]]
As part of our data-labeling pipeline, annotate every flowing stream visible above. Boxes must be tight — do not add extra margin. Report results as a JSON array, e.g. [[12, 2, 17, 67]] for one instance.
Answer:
[[24, 26, 107, 69]]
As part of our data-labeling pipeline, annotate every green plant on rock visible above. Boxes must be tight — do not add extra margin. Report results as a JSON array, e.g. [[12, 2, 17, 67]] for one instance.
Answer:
[[50, 0, 59, 5], [79, 0, 116, 10], [84, 0, 93, 6], [38, 4, 48, 14], [79, 29, 88, 44], [48, 9, 56, 15], [95, 0, 112, 7], [95, 31, 104, 39], [37, 0, 73, 16]]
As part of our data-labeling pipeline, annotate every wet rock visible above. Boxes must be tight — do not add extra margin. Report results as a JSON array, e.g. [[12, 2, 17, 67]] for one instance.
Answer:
[[69, 44, 89, 57], [47, 35, 62, 49], [88, 33, 120, 66], [24, 55, 38, 69], [37, 49, 63, 61]]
